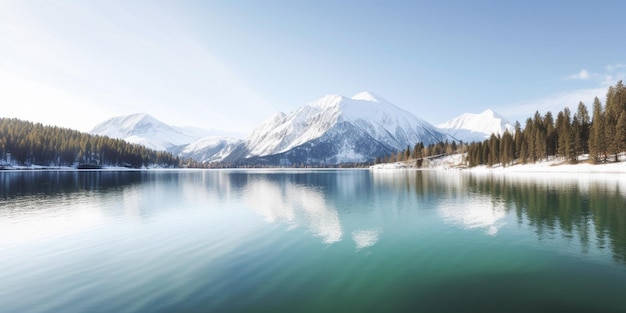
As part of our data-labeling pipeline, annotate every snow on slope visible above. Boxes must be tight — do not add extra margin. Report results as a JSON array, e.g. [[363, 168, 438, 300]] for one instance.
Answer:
[[437, 109, 514, 142], [342, 92, 445, 148], [90, 113, 232, 151], [231, 91, 447, 164], [177, 136, 242, 163]]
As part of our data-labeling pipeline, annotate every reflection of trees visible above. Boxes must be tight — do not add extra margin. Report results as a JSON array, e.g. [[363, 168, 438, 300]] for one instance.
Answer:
[[466, 174, 626, 264], [373, 170, 626, 264], [0, 171, 145, 199]]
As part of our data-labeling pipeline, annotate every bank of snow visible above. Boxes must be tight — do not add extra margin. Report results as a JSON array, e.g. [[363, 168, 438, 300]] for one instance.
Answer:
[[371, 153, 626, 173]]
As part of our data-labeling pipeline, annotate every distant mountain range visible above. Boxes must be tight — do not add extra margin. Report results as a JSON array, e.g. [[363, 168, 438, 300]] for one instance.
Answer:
[[90, 92, 513, 165]]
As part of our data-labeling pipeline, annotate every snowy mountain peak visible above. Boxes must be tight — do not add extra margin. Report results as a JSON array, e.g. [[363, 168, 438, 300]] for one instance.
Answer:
[[437, 109, 514, 142], [91, 113, 165, 139], [351, 91, 383, 103], [308, 95, 344, 110], [112, 113, 157, 131], [227, 92, 447, 165], [478, 109, 508, 120], [91, 113, 211, 151]]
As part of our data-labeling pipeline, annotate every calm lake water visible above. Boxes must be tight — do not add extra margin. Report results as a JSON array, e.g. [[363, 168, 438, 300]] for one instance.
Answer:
[[1, 169, 625, 313]]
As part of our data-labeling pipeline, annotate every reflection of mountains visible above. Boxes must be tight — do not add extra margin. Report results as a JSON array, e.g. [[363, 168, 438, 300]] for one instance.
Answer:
[[239, 172, 381, 249], [243, 177, 342, 244], [437, 196, 507, 236]]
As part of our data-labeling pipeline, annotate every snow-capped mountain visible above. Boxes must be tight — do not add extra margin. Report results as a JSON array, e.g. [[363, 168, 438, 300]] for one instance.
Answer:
[[90, 113, 203, 151], [90, 113, 243, 152], [90, 98, 512, 166], [437, 109, 514, 143], [170, 136, 242, 163], [221, 92, 448, 165]]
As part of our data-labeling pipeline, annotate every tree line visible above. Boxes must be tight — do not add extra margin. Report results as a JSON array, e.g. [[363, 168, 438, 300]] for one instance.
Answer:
[[375, 81, 626, 168], [0, 118, 180, 168], [467, 81, 626, 167], [375, 141, 465, 167]]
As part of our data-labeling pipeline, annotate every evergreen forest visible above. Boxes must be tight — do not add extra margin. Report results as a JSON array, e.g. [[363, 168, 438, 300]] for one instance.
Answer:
[[378, 81, 626, 168], [466, 81, 626, 167], [0, 118, 180, 168]]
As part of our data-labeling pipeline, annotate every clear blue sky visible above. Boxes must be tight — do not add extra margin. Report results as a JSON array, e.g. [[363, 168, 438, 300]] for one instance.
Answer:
[[1, 1, 624, 133]]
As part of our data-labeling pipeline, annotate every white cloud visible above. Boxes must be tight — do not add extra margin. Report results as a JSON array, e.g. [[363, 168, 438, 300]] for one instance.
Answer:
[[564, 65, 625, 85], [565, 69, 590, 80], [599, 66, 626, 86], [605, 64, 626, 72]]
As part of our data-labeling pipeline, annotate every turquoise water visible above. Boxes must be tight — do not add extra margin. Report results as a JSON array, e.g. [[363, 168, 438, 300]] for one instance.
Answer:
[[1, 169, 625, 312]]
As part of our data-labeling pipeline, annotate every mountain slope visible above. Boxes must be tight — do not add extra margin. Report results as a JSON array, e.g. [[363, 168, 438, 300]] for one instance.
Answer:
[[170, 136, 242, 163], [90, 113, 205, 151], [222, 92, 448, 165], [437, 109, 514, 142]]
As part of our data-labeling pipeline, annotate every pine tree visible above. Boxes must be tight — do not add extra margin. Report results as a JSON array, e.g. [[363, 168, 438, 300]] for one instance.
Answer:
[[576, 101, 591, 154], [572, 115, 581, 161], [605, 84, 623, 161], [544, 112, 557, 158], [556, 107, 574, 160], [500, 130, 514, 167], [533, 111, 546, 161], [589, 97, 605, 163], [617, 110, 626, 157], [488, 134, 500, 167], [514, 121, 523, 160], [524, 118, 536, 162]]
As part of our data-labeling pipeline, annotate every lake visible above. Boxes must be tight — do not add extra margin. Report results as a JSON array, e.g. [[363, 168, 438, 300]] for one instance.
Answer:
[[1, 169, 625, 313]]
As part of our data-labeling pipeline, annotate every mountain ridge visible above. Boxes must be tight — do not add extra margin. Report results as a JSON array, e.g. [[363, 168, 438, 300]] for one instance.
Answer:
[[218, 91, 448, 165], [90, 93, 514, 165]]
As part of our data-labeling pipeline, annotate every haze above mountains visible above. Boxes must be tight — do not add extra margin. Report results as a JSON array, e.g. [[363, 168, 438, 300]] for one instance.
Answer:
[[90, 91, 514, 165]]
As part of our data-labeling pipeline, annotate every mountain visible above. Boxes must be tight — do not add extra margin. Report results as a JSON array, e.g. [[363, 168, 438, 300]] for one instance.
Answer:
[[92, 96, 503, 166], [90, 113, 203, 151], [437, 109, 514, 143], [170, 136, 242, 163], [90, 113, 244, 152], [221, 92, 448, 165]]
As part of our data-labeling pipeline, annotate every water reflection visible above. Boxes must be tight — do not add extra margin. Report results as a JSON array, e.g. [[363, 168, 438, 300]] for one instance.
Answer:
[[438, 196, 507, 236], [242, 176, 343, 244], [352, 229, 380, 249], [0, 170, 145, 198], [372, 170, 626, 264], [0, 171, 145, 246], [468, 172, 626, 264], [236, 170, 382, 249], [2, 169, 626, 264]]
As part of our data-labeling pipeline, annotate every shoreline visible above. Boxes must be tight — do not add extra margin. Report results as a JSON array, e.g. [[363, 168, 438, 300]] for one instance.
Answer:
[[369, 153, 626, 174]]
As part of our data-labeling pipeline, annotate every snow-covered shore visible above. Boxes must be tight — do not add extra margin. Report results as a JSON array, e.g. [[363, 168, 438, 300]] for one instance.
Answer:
[[370, 153, 626, 174]]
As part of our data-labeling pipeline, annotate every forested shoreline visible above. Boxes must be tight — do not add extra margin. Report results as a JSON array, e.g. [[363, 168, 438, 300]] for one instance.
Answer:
[[466, 81, 626, 167], [376, 81, 626, 168], [0, 118, 180, 168]]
